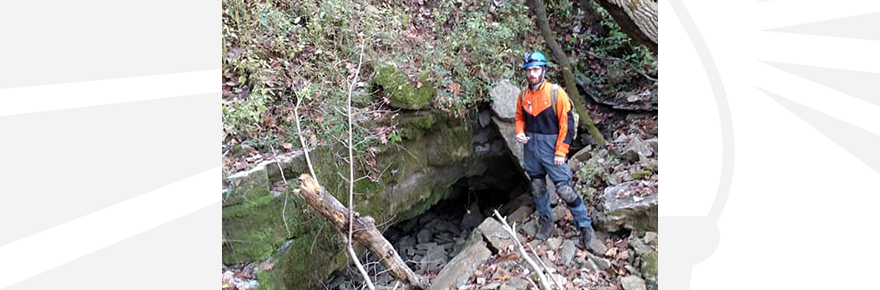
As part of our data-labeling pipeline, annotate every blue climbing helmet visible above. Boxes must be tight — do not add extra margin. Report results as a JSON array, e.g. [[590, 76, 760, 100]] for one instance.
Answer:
[[522, 51, 548, 69]]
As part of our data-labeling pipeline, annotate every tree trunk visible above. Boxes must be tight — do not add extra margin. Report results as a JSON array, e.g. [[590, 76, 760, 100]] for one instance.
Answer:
[[593, 0, 658, 55], [295, 174, 427, 289], [527, 0, 606, 146]]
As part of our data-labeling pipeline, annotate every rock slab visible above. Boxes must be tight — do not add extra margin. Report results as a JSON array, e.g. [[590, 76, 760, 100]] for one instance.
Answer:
[[476, 217, 523, 251], [561, 239, 577, 265], [490, 80, 520, 121], [430, 240, 492, 290], [620, 275, 647, 290], [594, 181, 658, 232]]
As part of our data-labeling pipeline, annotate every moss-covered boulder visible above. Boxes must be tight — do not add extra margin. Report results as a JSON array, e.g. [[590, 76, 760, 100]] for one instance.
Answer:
[[397, 112, 437, 141], [224, 163, 271, 206], [426, 122, 472, 166], [255, 228, 348, 290], [375, 64, 436, 110], [629, 234, 658, 290]]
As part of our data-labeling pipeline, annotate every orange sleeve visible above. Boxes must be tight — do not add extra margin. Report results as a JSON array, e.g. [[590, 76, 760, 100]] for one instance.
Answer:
[[555, 89, 571, 157], [515, 90, 525, 135]]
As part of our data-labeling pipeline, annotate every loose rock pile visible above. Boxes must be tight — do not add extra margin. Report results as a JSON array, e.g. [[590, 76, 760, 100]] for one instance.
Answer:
[[455, 200, 659, 290], [324, 194, 658, 290], [326, 193, 502, 289]]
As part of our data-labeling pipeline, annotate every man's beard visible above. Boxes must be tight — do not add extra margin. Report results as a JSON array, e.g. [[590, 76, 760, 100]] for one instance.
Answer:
[[528, 73, 544, 88]]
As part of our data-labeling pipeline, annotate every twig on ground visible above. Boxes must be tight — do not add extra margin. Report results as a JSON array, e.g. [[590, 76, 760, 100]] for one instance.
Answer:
[[347, 245, 374, 290], [346, 37, 374, 290], [293, 44, 374, 289], [268, 144, 292, 237], [530, 245, 565, 289], [309, 222, 326, 255], [294, 97, 318, 180], [492, 210, 553, 290]]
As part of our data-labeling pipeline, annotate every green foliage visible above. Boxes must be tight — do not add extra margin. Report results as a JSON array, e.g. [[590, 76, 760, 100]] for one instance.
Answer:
[[222, 94, 269, 142], [585, 5, 657, 93], [389, 131, 402, 144], [406, 0, 534, 111], [222, 0, 539, 158], [222, 0, 385, 146]]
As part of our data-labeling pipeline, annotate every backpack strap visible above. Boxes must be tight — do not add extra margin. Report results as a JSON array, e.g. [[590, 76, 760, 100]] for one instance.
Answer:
[[550, 84, 559, 113], [550, 84, 577, 114]]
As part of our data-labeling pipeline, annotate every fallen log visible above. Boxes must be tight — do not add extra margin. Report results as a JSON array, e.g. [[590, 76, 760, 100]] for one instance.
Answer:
[[294, 174, 427, 289]]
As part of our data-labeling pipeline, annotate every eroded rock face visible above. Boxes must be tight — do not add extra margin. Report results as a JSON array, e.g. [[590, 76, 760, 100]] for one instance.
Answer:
[[223, 110, 519, 290], [490, 80, 521, 121]]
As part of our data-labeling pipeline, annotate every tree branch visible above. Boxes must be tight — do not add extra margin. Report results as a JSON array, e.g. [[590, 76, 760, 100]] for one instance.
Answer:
[[295, 174, 427, 289], [348, 37, 366, 256], [347, 38, 373, 290], [268, 144, 292, 238], [294, 97, 317, 180], [492, 210, 553, 290]]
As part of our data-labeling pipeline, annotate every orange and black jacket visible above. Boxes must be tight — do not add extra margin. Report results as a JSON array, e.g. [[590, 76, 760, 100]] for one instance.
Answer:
[[515, 81, 575, 157]]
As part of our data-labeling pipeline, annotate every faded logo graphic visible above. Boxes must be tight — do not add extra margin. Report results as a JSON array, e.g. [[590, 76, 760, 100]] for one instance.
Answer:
[[663, 0, 732, 288], [664, 2, 880, 289], [0, 0, 219, 289]]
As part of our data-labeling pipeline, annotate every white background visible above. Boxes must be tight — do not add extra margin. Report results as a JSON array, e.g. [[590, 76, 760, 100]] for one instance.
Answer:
[[661, 0, 880, 289]]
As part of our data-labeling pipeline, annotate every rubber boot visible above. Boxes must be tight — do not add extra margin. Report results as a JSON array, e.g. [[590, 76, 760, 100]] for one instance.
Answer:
[[535, 217, 555, 240], [580, 226, 595, 249]]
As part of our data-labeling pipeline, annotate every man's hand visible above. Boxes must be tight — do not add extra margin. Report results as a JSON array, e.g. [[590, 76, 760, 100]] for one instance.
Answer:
[[516, 133, 530, 144], [554, 155, 565, 166]]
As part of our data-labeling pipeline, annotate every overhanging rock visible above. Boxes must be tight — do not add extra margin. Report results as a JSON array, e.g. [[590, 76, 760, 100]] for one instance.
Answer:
[[490, 81, 559, 204], [223, 111, 517, 290]]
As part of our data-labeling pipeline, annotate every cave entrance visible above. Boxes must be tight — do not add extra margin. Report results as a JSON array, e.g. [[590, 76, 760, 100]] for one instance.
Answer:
[[324, 106, 535, 289]]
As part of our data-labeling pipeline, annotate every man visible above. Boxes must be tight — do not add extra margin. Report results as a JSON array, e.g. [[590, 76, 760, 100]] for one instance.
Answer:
[[515, 51, 595, 247]]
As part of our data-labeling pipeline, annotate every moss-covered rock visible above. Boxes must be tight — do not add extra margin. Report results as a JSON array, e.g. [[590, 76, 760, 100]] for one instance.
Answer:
[[255, 270, 275, 290], [222, 195, 286, 264], [426, 121, 472, 166], [224, 163, 272, 206], [630, 170, 653, 180], [222, 109, 487, 290], [256, 230, 347, 290], [222, 186, 318, 264], [398, 112, 437, 141], [641, 250, 658, 290], [375, 64, 435, 110], [628, 233, 658, 290]]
